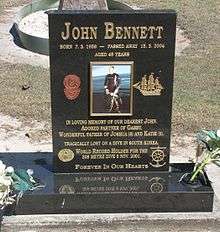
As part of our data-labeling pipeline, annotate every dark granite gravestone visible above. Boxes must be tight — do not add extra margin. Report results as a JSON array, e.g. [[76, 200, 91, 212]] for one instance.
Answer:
[[48, 10, 176, 173]]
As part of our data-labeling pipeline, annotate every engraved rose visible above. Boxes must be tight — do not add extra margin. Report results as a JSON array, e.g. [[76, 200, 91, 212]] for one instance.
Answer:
[[63, 74, 81, 89], [64, 88, 81, 101], [63, 74, 81, 100]]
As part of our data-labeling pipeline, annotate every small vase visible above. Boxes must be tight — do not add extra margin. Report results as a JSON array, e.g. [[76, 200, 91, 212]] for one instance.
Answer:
[[180, 172, 206, 188]]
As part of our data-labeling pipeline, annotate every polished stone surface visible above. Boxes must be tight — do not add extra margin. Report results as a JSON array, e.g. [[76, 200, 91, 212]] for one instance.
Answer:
[[48, 11, 176, 173], [0, 153, 214, 214]]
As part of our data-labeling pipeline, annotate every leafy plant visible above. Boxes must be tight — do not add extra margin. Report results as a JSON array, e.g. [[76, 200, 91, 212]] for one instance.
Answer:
[[190, 129, 220, 183], [0, 161, 44, 210]]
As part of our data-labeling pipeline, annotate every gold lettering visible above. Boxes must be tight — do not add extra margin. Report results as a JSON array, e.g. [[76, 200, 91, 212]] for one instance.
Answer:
[[61, 22, 71, 40], [81, 27, 90, 39], [62, 22, 164, 40], [123, 27, 131, 39], [156, 26, 164, 39], [140, 27, 148, 39], [131, 26, 139, 39], [61, 23, 97, 40], [148, 26, 156, 39], [115, 27, 124, 39], [72, 27, 80, 40], [104, 24, 164, 40], [90, 27, 98, 39], [105, 22, 115, 39]]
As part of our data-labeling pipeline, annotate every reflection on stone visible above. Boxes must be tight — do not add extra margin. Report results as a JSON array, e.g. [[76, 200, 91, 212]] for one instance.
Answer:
[[55, 172, 167, 195]]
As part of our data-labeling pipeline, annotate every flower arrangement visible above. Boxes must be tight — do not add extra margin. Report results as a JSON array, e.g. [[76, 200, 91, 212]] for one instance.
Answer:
[[189, 129, 220, 183], [0, 162, 15, 209], [0, 161, 43, 211]]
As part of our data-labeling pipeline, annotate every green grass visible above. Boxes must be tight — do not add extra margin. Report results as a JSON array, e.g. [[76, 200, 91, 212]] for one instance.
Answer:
[[0, 62, 51, 122], [0, 0, 219, 134], [173, 56, 219, 132]]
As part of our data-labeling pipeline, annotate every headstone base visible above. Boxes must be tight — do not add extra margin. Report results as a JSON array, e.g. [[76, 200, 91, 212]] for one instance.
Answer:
[[0, 153, 214, 214]]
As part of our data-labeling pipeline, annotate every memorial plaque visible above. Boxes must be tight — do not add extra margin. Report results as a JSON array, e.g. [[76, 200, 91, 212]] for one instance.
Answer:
[[48, 10, 176, 173], [55, 172, 168, 195]]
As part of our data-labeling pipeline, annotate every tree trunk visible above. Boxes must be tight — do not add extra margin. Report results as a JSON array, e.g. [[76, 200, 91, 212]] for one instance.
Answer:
[[59, 0, 108, 10]]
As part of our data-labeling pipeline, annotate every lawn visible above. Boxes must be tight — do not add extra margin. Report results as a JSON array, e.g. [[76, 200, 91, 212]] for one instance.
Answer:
[[0, 62, 50, 121], [0, 0, 219, 133], [121, 0, 220, 132]]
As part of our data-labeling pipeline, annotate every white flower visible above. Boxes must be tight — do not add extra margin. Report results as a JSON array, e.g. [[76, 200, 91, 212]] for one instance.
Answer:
[[27, 169, 34, 176], [0, 176, 12, 187], [0, 161, 16, 208], [0, 192, 5, 202], [6, 166, 14, 174], [217, 129, 220, 138], [0, 185, 9, 201]]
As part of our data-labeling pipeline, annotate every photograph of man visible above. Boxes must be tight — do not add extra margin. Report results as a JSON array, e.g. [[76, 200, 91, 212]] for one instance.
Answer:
[[104, 66, 122, 113], [91, 62, 133, 116]]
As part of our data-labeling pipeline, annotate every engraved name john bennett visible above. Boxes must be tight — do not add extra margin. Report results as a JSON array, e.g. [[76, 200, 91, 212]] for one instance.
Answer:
[[61, 22, 164, 40]]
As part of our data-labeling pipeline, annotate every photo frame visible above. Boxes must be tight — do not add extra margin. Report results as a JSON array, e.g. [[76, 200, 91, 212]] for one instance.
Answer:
[[90, 61, 134, 116]]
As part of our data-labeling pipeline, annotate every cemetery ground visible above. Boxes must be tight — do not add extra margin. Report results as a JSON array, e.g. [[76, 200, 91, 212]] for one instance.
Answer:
[[0, 1, 219, 231]]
